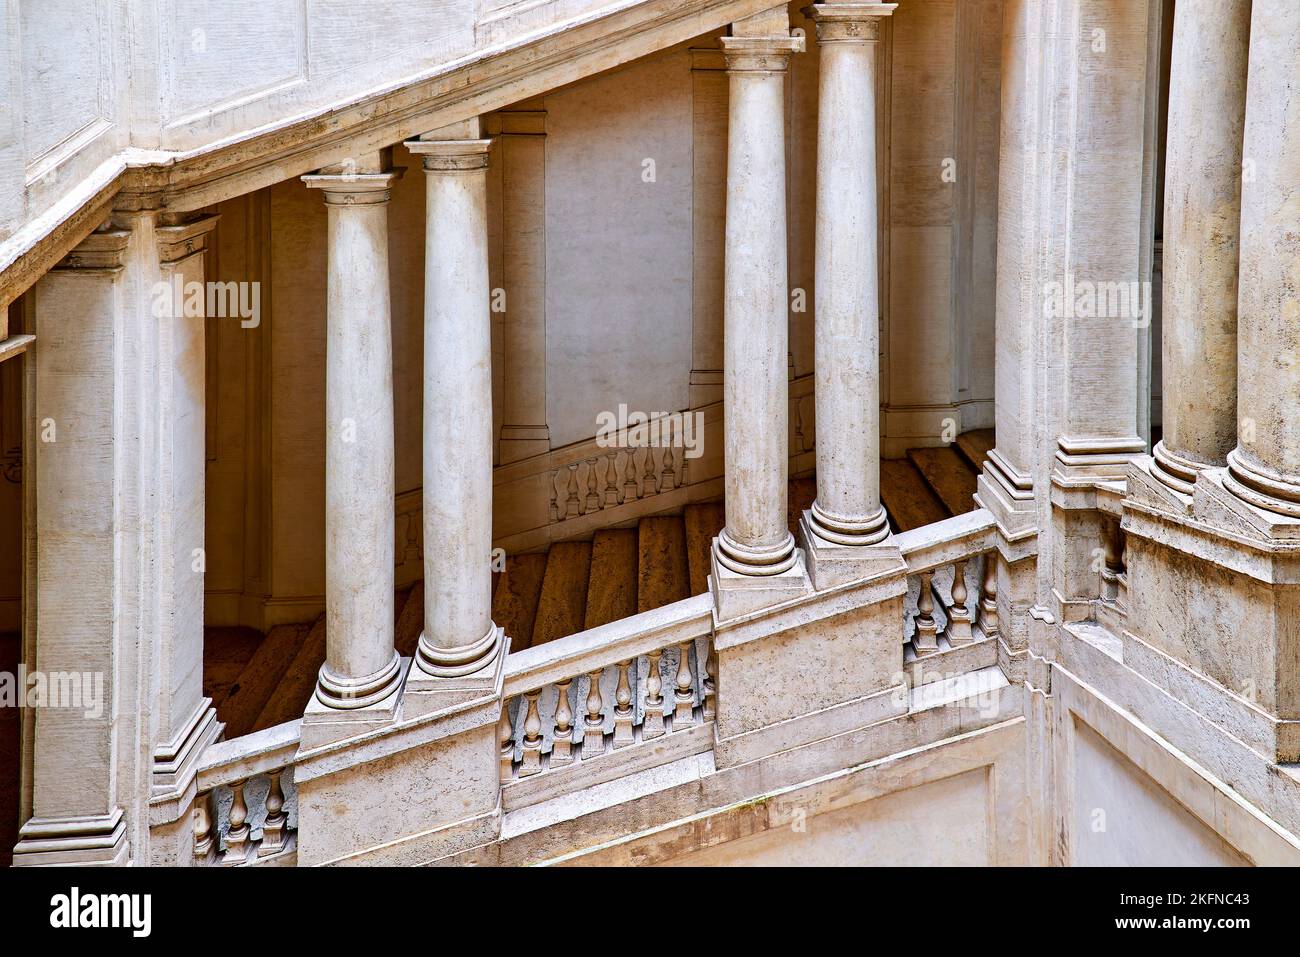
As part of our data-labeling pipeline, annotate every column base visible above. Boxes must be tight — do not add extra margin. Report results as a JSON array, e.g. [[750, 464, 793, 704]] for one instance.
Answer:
[[302, 658, 410, 749], [1224, 448, 1300, 519], [314, 649, 403, 710], [1149, 440, 1207, 496], [710, 538, 812, 621], [13, 810, 129, 866], [713, 526, 797, 576], [798, 510, 904, 590], [805, 499, 890, 546], [404, 625, 508, 721]]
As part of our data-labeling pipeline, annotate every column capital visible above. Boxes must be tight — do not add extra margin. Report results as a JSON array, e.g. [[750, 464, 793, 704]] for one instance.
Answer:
[[404, 138, 493, 172], [301, 168, 403, 205], [804, 3, 897, 42], [719, 35, 805, 74], [156, 213, 220, 264], [55, 223, 130, 272]]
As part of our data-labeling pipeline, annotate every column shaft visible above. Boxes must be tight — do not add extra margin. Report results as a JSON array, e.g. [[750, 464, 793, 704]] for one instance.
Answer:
[[409, 138, 501, 675], [715, 34, 803, 576], [1151, 0, 1251, 493], [807, 3, 893, 546], [303, 171, 402, 708]]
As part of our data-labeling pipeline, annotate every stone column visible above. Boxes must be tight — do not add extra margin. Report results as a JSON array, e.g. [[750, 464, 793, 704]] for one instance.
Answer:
[[1150, 0, 1251, 494], [1222, 1, 1300, 518], [151, 215, 222, 826], [15, 225, 137, 865], [405, 128, 504, 710], [710, 17, 806, 614], [800, 3, 895, 589], [302, 162, 403, 716]]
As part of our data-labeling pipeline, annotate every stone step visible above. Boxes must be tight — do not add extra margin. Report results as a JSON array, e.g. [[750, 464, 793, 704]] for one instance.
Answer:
[[202, 626, 262, 706], [684, 502, 725, 597], [251, 614, 326, 734], [880, 458, 948, 533], [907, 446, 979, 517], [217, 619, 315, 738], [637, 515, 689, 613], [531, 541, 592, 648], [955, 428, 995, 474], [493, 551, 548, 651], [584, 528, 638, 629], [395, 581, 424, 659]]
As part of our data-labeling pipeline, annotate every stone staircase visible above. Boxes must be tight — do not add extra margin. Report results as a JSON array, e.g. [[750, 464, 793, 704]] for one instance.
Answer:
[[203, 430, 993, 739]]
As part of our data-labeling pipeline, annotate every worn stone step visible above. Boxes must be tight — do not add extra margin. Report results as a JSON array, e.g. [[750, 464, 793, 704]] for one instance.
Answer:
[[202, 626, 262, 706], [584, 528, 638, 629], [638, 515, 689, 613], [493, 551, 548, 651], [251, 614, 326, 734], [395, 581, 424, 659], [908, 446, 979, 517], [217, 620, 314, 739], [531, 541, 592, 648], [684, 502, 725, 597], [955, 428, 995, 474], [880, 458, 949, 533]]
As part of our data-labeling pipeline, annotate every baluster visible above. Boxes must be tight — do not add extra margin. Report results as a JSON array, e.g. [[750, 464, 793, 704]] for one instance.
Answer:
[[913, 571, 938, 655], [613, 661, 634, 747], [193, 790, 215, 861], [498, 702, 515, 783], [978, 553, 999, 638], [702, 639, 717, 722], [1117, 531, 1129, 610], [564, 463, 581, 519], [622, 450, 640, 502], [642, 650, 666, 739], [548, 469, 560, 523], [673, 640, 695, 729], [583, 669, 605, 757], [259, 770, 287, 857], [946, 560, 974, 645], [680, 451, 690, 488], [1101, 521, 1121, 602], [519, 689, 543, 776], [551, 678, 574, 766], [604, 451, 620, 507], [661, 445, 676, 492], [641, 447, 659, 497], [224, 780, 251, 864], [585, 457, 601, 511]]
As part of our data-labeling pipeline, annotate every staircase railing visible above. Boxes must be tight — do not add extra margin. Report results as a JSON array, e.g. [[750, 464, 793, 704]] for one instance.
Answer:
[[896, 510, 1000, 658], [190, 719, 301, 866], [497, 593, 716, 807]]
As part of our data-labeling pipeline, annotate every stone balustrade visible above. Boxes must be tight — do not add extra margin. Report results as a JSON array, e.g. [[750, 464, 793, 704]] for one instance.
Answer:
[[190, 721, 301, 866], [896, 511, 1000, 664], [498, 594, 716, 805]]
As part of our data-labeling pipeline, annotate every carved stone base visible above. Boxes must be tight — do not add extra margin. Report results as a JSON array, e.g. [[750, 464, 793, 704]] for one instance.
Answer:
[[798, 510, 904, 590], [13, 810, 129, 866], [709, 541, 812, 621]]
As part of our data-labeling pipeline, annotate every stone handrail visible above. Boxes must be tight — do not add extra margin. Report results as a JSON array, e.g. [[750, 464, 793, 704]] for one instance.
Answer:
[[498, 593, 716, 782], [192, 719, 302, 866], [897, 509, 1000, 656]]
